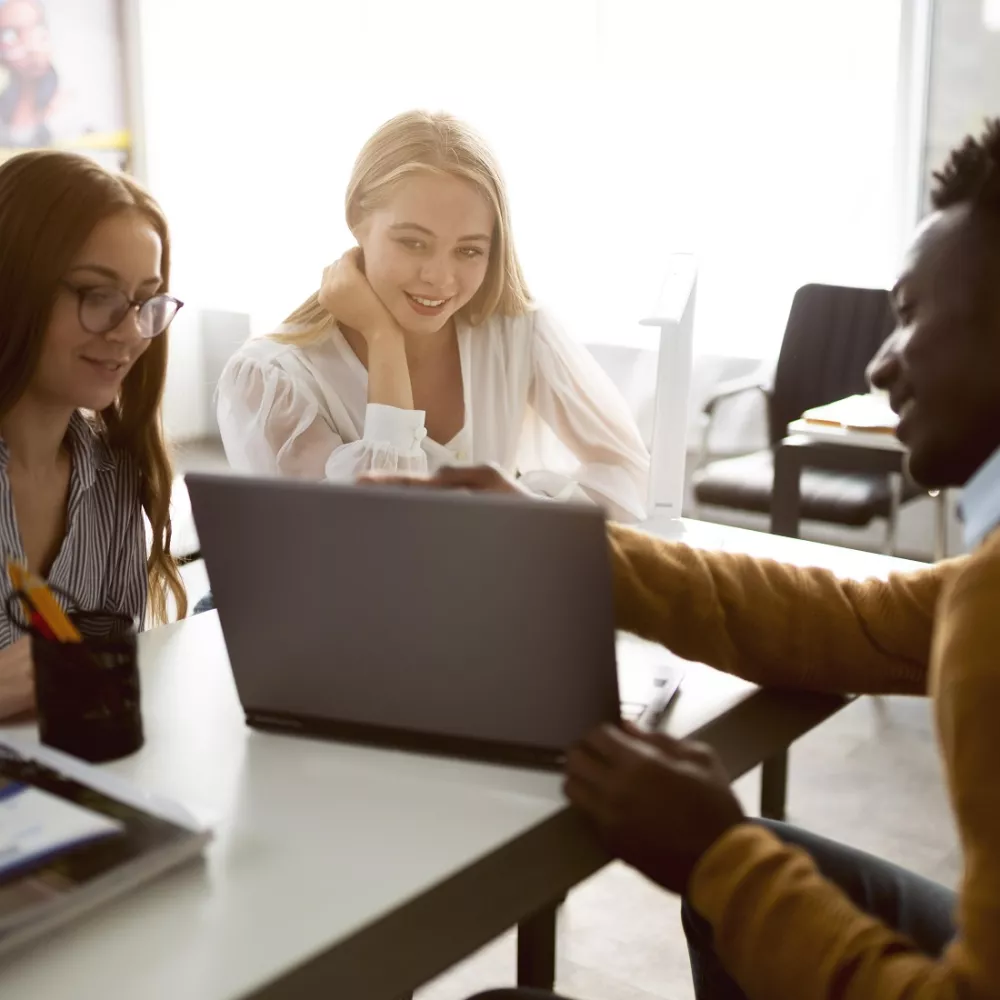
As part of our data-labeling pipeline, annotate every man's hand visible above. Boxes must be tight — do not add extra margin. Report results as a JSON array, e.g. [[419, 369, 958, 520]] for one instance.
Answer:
[[360, 463, 530, 496], [0, 637, 34, 720], [565, 723, 744, 895]]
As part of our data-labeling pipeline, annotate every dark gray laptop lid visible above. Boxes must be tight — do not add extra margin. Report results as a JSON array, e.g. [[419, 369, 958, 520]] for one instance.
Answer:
[[186, 473, 621, 763]]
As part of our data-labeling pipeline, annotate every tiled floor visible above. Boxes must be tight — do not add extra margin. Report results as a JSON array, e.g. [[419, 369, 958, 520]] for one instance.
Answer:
[[172, 440, 958, 1000]]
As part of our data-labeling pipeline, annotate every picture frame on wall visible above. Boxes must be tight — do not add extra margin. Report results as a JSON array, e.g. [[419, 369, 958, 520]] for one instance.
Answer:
[[0, 0, 132, 170]]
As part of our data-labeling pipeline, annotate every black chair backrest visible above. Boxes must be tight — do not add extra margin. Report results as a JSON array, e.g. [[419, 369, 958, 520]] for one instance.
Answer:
[[768, 283, 896, 446]]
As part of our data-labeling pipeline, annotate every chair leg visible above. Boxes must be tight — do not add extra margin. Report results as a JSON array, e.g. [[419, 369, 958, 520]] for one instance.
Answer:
[[770, 445, 803, 538]]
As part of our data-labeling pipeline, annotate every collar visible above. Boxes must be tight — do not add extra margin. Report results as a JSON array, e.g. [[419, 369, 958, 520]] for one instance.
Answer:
[[962, 445, 1000, 549], [0, 410, 114, 487]]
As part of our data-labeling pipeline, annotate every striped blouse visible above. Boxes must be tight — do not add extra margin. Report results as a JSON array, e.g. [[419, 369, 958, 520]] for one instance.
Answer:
[[0, 412, 147, 648]]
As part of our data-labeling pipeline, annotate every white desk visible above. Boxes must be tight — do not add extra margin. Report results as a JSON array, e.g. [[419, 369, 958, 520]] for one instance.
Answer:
[[0, 520, 920, 1000]]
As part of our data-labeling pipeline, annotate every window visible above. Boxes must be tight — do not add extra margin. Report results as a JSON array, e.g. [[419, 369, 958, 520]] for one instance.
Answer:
[[139, 0, 902, 360]]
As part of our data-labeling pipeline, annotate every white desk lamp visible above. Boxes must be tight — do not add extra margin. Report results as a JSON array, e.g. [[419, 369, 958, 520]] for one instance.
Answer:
[[641, 254, 698, 521]]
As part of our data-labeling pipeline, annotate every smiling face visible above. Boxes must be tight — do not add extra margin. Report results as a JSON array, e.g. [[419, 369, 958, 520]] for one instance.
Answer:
[[868, 206, 1000, 489], [29, 210, 163, 414], [354, 170, 494, 336]]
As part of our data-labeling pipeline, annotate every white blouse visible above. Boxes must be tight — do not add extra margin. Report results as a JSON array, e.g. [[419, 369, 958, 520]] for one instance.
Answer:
[[216, 307, 650, 522]]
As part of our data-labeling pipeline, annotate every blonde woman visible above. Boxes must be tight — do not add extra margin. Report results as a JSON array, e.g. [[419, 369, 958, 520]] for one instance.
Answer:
[[0, 150, 187, 717], [217, 111, 649, 522]]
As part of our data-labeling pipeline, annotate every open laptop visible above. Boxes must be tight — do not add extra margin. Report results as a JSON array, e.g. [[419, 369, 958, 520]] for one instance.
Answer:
[[186, 473, 628, 769]]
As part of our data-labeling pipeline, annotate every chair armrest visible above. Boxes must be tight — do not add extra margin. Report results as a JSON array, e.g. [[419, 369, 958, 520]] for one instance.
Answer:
[[702, 376, 770, 417], [694, 376, 771, 474]]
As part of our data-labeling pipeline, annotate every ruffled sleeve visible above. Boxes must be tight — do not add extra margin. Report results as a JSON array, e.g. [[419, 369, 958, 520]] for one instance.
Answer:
[[217, 347, 429, 480], [523, 309, 650, 522]]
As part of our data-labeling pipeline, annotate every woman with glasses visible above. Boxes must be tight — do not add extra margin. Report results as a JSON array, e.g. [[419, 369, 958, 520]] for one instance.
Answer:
[[0, 149, 186, 719]]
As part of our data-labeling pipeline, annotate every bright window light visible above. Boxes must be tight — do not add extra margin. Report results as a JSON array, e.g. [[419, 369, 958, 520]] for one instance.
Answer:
[[138, 0, 902, 359]]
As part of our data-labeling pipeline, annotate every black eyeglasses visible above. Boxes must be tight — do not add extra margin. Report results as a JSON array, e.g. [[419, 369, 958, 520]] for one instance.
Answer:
[[61, 282, 184, 340]]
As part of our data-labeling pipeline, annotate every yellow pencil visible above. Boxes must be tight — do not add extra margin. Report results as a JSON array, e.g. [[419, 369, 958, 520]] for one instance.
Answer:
[[6, 560, 81, 642], [7, 559, 35, 631], [6, 560, 31, 622]]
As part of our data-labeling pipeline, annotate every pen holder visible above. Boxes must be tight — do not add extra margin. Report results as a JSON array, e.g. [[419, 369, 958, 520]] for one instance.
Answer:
[[28, 610, 144, 764]]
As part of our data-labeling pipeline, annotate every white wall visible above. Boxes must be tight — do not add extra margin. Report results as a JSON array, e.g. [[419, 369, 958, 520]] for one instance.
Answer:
[[158, 307, 206, 441]]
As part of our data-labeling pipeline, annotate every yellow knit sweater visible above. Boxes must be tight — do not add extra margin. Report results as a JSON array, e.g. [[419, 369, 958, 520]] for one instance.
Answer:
[[608, 523, 1000, 1000]]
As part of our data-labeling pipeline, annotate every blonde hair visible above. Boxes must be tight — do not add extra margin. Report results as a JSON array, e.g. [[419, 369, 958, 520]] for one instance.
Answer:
[[277, 110, 532, 344], [0, 150, 187, 623]]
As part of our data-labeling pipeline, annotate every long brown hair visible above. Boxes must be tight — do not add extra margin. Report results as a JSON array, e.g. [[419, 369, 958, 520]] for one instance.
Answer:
[[0, 150, 186, 622], [278, 110, 533, 345]]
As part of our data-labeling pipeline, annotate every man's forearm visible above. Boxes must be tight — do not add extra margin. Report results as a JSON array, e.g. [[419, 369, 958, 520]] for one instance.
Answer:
[[608, 524, 942, 693]]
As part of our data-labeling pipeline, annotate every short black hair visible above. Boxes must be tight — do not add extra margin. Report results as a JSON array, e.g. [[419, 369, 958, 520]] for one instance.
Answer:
[[931, 117, 1000, 214]]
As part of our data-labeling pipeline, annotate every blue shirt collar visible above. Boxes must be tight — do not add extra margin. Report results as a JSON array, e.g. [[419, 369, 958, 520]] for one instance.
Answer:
[[962, 445, 1000, 549]]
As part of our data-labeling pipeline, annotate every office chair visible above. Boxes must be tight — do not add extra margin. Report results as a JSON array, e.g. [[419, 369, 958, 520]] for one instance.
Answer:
[[691, 283, 925, 551]]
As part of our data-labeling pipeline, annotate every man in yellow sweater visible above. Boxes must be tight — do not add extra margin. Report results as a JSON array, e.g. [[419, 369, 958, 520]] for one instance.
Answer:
[[378, 121, 1000, 999]]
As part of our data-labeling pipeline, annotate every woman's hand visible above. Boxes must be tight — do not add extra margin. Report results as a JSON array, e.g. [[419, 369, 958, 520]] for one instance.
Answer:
[[360, 464, 530, 496], [321, 248, 413, 410], [319, 247, 402, 344], [0, 637, 34, 720]]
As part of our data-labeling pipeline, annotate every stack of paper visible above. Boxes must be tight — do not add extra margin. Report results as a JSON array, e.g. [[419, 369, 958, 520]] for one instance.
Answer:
[[801, 394, 897, 434], [0, 738, 211, 956]]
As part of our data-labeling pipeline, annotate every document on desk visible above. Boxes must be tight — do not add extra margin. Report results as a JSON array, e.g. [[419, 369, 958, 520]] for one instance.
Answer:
[[0, 738, 211, 955], [801, 394, 897, 433], [0, 781, 124, 886]]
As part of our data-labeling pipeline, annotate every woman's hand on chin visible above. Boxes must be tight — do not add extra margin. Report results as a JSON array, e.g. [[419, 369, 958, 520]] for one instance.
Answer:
[[359, 463, 529, 496], [319, 247, 403, 344]]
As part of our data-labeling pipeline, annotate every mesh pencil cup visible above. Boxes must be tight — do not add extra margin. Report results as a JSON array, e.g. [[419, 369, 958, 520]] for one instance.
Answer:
[[7, 595, 144, 763]]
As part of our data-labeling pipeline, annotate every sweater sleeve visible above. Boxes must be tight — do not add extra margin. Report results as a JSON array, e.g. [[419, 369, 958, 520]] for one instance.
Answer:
[[686, 531, 1000, 1000], [607, 522, 959, 695]]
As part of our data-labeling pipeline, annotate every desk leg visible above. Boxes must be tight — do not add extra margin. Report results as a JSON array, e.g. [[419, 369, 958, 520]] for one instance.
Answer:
[[771, 446, 802, 538], [760, 751, 788, 821], [517, 905, 558, 989]]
